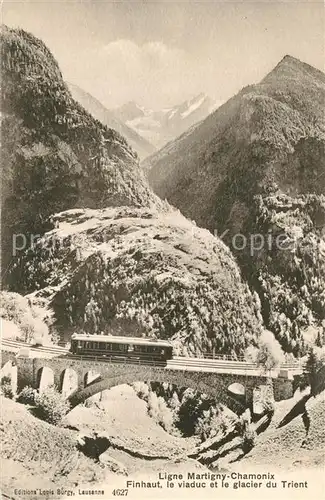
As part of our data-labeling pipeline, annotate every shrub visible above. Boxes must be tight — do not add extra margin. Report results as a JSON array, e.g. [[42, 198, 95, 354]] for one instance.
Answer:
[[256, 330, 285, 370], [0, 291, 51, 344], [314, 326, 325, 348], [132, 381, 150, 400], [235, 409, 251, 435], [176, 390, 207, 436], [175, 389, 230, 439], [194, 407, 227, 441], [147, 392, 175, 433], [169, 391, 181, 413], [304, 347, 325, 395], [33, 385, 70, 425], [241, 427, 257, 454], [0, 375, 14, 399], [1, 375, 12, 385], [17, 386, 38, 405]]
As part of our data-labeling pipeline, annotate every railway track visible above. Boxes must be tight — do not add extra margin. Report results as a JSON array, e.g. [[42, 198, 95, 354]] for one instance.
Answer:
[[0, 338, 303, 373], [1, 338, 68, 355]]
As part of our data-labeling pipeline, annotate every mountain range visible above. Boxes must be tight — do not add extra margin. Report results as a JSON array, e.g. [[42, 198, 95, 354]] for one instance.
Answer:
[[2, 23, 324, 357], [68, 83, 156, 160], [1, 22, 324, 498], [68, 85, 219, 157], [113, 93, 220, 149], [1, 25, 262, 356], [144, 55, 325, 354]]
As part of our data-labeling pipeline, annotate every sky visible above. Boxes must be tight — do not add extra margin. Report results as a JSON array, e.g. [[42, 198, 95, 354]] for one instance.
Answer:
[[2, 0, 325, 110]]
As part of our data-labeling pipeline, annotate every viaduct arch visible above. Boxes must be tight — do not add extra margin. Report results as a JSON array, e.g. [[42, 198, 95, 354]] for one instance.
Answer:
[[67, 369, 249, 414], [11, 356, 295, 415]]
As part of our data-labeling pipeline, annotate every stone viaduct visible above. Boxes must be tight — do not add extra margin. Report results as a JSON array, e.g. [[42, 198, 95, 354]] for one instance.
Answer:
[[1, 350, 296, 415]]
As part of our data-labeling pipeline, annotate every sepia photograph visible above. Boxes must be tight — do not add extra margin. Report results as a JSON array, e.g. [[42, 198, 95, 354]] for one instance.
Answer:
[[0, 0, 324, 499]]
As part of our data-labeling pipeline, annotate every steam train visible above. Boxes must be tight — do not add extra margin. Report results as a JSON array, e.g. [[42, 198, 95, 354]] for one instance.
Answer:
[[70, 333, 174, 362]]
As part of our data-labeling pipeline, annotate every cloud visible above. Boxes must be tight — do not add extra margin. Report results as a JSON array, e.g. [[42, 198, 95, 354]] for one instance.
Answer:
[[82, 39, 201, 108], [103, 39, 183, 62], [101, 39, 186, 76], [72, 38, 225, 109]]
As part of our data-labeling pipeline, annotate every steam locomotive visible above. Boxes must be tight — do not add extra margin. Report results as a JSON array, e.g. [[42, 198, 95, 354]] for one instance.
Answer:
[[70, 333, 173, 362]]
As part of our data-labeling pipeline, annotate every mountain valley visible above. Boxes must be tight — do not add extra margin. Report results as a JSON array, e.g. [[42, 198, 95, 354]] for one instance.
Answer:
[[113, 94, 220, 150], [1, 21, 325, 500], [68, 83, 156, 160]]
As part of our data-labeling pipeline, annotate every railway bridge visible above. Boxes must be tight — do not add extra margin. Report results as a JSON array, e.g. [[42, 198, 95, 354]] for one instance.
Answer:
[[1, 340, 301, 415]]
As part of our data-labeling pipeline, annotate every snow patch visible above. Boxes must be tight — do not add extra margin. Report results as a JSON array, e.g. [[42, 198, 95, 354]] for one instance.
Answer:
[[180, 94, 207, 119]]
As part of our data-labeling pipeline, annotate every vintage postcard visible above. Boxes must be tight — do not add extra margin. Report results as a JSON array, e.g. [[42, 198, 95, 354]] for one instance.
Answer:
[[0, 1, 324, 499]]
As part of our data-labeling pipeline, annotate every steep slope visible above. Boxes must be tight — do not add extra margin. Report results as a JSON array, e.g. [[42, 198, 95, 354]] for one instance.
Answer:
[[114, 94, 219, 149], [1, 25, 263, 356], [0, 25, 161, 281], [0, 396, 110, 495], [68, 83, 156, 160], [146, 56, 325, 215], [0, 393, 205, 497], [145, 56, 325, 354], [233, 390, 325, 472], [10, 206, 262, 355]]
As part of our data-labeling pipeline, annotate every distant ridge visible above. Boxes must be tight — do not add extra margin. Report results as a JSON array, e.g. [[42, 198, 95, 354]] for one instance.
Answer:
[[68, 83, 156, 160], [144, 54, 325, 355], [113, 93, 220, 149], [146, 53, 325, 226]]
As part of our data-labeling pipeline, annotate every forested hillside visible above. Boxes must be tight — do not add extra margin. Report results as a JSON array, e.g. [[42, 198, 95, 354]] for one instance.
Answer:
[[9, 207, 262, 355], [145, 56, 325, 354], [1, 25, 161, 280]]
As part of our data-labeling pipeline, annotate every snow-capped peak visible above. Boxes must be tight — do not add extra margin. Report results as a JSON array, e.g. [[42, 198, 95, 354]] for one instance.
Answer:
[[180, 94, 208, 119], [112, 93, 219, 149]]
